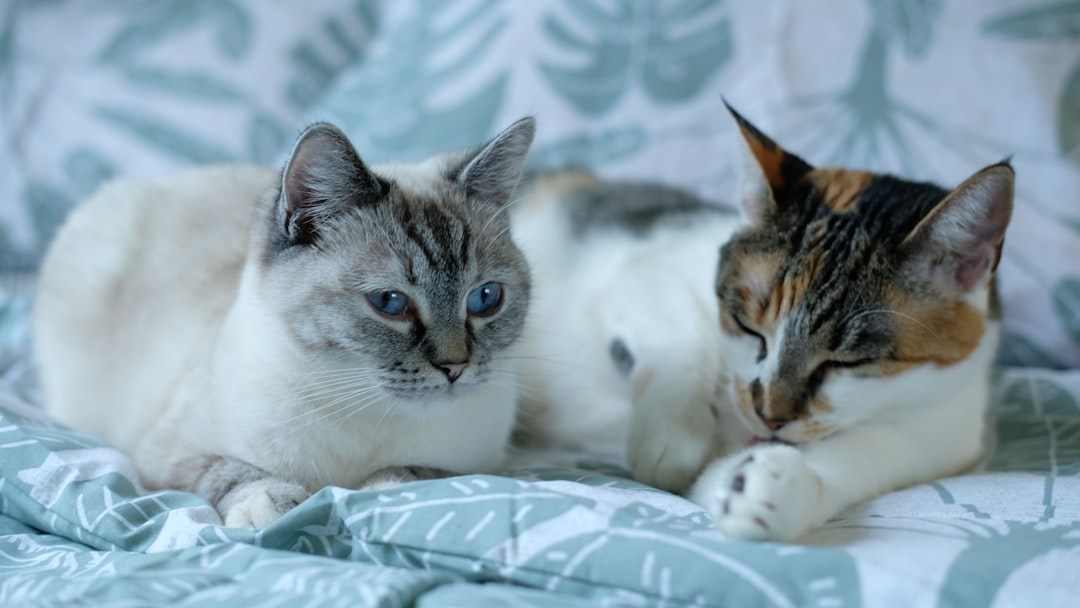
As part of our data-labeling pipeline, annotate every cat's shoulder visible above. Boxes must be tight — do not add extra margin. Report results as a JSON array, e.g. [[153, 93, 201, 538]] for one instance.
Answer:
[[519, 169, 733, 238]]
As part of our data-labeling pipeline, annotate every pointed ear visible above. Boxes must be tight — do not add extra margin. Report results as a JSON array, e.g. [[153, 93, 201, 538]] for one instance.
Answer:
[[902, 162, 1014, 294], [279, 122, 384, 244], [455, 116, 536, 207], [725, 101, 812, 225]]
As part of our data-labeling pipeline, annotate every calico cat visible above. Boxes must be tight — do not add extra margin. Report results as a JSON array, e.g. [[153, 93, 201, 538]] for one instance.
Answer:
[[34, 117, 536, 528], [515, 105, 1013, 542]]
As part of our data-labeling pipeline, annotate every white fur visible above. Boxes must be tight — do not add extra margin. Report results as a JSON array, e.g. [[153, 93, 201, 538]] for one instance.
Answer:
[[512, 179, 741, 491], [34, 165, 518, 526], [690, 319, 998, 541]]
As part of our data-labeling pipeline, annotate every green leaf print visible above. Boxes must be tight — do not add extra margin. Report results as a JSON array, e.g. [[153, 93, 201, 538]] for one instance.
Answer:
[[868, 0, 942, 57], [318, 0, 509, 163], [998, 331, 1068, 370], [120, 67, 246, 103], [1052, 277, 1080, 342], [1061, 60, 1080, 163], [984, 1, 1080, 41], [934, 520, 1080, 608], [98, 0, 252, 66], [62, 148, 114, 196], [23, 182, 75, 250], [991, 377, 1080, 476], [527, 125, 647, 169], [247, 113, 287, 164], [93, 106, 235, 164], [540, 0, 731, 116], [0, 5, 14, 106]]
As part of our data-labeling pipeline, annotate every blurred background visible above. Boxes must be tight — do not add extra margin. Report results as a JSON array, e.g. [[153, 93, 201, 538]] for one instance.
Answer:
[[2, 0, 1078, 371]]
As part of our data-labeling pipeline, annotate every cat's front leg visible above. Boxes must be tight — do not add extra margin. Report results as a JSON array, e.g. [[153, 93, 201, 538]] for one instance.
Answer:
[[175, 455, 311, 528], [690, 410, 985, 542], [627, 366, 718, 493]]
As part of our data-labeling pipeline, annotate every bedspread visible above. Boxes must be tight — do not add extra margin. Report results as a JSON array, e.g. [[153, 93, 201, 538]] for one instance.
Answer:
[[2, 340, 1078, 606]]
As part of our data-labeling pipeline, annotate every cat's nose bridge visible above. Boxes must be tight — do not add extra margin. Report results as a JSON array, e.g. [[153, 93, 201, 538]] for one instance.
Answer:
[[427, 327, 470, 382], [754, 378, 802, 429]]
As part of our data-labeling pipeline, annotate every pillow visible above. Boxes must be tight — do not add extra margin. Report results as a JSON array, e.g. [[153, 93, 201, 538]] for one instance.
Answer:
[[0, 0, 381, 272], [306, 0, 1080, 368]]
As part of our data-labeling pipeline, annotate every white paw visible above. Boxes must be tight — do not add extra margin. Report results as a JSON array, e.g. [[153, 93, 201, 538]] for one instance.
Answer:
[[218, 478, 310, 528], [690, 444, 821, 542], [629, 420, 713, 493], [358, 465, 450, 492]]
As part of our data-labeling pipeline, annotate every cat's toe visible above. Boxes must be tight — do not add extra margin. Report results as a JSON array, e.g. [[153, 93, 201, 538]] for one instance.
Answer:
[[219, 478, 310, 528], [690, 444, 821, 542]]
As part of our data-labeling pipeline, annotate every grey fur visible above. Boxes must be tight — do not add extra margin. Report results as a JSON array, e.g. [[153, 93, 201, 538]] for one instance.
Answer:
[[257, 119, 534, 399], [530, 175, 730, 238], [609, 337, 635, 376]]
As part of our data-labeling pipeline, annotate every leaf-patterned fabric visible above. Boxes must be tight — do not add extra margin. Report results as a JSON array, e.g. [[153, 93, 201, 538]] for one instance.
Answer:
[[1, 348, 1079, 606], [3, 0, 1080, 605]]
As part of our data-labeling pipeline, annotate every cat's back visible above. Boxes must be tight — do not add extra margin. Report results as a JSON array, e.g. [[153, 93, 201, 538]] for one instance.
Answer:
[[34, 164, 276, 444], [512, 171, 741, 455]]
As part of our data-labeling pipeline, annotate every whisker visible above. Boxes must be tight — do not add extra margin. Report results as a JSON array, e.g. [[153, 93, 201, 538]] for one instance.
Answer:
[[479, 192, 531, 237], [843, 308, 945, 344]]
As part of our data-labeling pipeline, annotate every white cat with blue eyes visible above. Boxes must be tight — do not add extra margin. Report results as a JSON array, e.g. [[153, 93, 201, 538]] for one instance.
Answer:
[[35, 118, 536, 528]]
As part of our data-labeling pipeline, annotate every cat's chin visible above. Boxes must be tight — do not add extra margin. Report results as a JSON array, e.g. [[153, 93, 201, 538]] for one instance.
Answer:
[[383, 384, 477, 417]]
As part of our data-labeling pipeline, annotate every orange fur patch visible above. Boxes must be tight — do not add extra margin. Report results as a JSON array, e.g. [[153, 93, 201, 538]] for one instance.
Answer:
[[741, 128, 786, 189], [809, 169, 874, 214], [882, 286, 985, 374]]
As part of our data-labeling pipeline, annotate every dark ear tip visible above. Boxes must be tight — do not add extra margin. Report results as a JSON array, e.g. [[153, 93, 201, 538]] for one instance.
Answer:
[[297, 121, 347, 142], [992, 158, 1016, 176], [507, 116, 537, 142], [722, 98, 749, 127]]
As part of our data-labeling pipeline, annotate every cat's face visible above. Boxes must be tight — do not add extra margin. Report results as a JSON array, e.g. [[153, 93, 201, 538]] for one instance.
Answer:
[[253, 119, 535, 411], [715, 106, 1013, 445]]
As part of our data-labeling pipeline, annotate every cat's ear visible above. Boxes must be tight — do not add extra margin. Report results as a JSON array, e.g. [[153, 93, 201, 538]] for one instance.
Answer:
[[726, 102, 812, 225], [279, 122, 384, 244], [454, 116, 536, 208], [902, 162, 1014, 294]]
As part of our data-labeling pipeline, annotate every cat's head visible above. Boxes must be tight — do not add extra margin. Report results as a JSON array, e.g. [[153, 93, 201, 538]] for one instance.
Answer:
[[251, 118, 535, 409], [716, 104, 1013, 445]]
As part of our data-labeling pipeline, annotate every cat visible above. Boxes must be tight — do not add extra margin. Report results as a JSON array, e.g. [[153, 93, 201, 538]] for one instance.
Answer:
[[513, 104, 1013, 543], [33, 117, 536, 528]]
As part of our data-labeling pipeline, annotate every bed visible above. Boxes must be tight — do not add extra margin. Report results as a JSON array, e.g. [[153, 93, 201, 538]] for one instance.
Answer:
[[3, 1, 1079, 605]]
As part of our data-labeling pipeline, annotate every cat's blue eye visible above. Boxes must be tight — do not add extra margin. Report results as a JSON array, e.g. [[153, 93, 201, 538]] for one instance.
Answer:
[[466, 282, 503, 316], [367, 290, 410, 317]]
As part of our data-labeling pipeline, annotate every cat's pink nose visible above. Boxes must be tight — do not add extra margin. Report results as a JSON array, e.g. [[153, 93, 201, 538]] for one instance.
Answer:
[[439, 362, 467, 383], [755, 406, 789, 431], [762, 417, 787, 431]]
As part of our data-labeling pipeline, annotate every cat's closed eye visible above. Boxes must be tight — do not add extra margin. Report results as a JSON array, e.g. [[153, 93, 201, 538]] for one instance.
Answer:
[[368, 290, 412, 319], [731, 314, 767, 362], [808, 358, 876, 389], [466, 282, 504, 317]]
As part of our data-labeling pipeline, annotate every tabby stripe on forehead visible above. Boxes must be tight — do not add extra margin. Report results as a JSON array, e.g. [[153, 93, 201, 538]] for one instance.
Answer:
[[403, 204, 469, 275], [401, 206, 440, 270]]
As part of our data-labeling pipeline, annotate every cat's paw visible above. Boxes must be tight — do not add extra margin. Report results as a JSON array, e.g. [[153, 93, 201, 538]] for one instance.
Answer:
[[629, 422, 713, 493], [689, 444, 821, 542], [358, 465, 452, 492], [218, 478, 310, 528]]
